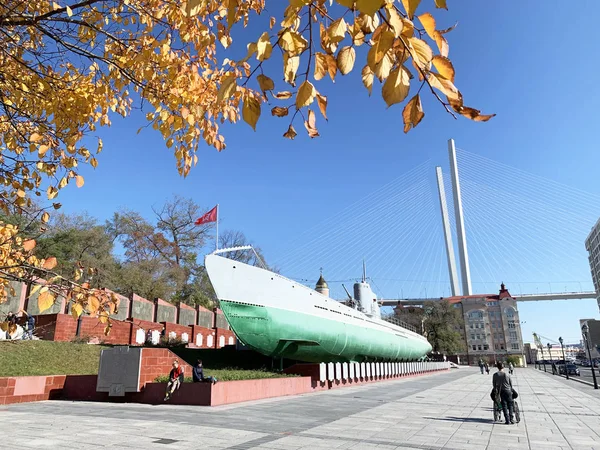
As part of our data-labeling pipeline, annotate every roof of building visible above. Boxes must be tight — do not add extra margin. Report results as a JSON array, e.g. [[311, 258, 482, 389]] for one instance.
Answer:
[[315, 274, 328, 289], [442, 284, 513, 304]]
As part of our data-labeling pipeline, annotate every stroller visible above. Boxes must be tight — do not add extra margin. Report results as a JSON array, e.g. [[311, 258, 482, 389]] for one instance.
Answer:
[[491, 389, 521, 423]]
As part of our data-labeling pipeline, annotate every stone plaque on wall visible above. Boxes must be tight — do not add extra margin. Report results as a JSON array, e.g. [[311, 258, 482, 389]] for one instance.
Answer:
[[96, 346, 142, 393]]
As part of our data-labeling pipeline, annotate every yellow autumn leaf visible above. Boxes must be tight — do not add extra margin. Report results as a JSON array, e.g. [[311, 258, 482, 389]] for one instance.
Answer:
[[314, 53, 328, 81], [432, 55, 455, 82], [428, 72, 459, 100], [38, 291, 55, 313], [30, 133, 42, 143], [316, 93, 328, 120], [88, 295, 100, 314], [381, 66, 410, 107], [242, 96, 261, 131], [75, 175, 84, 188], [71, 302, 83, 319], [283, 124, 297, 140], [274, 91, 293, 100], [271, 106, 289, 117], [66, 5, 73, 16], [435, 0, 448, 10], [185, 0, 203, 16], [43, 256, 57, 270], [433, 31, 449, 57], [401, 0, 421, 19], [283, 53, 300, 85], [387, 8, 404, 38], [362, 65, 374, 95], [337, 46, 356, 75], [257, 74, 275, 92], [23, 239, 36, 251], [280, 30, 308, 57], [402, 94, 425, 133], [304, 109, 319, 138], [367, 30, 394, 68], [256, 32, 273, 61], [217, 74, 237, 102], [408, 37, 432, 69], [356, 0, 383, 16], [417, 13, 436, 40], [41, 212, 50, 224], [336, 0, 355, 7], [296, 81, 316, 108], [327, 18, 347, 44]]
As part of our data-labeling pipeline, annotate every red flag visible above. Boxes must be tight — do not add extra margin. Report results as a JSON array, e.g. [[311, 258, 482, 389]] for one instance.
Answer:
[[195, 206, 217, 225]]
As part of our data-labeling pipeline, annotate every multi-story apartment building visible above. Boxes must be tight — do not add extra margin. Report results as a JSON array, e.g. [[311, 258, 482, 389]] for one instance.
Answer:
[[396, 283, 525, 366], [585, 219, 600, 311], [454, 284, 525, 366]]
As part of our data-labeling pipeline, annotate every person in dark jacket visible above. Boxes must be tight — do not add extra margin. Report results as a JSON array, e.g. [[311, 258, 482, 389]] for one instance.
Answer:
[[192, 360, 217, 384], [21, 310, 35, 340], [492, 362, 515, 424]]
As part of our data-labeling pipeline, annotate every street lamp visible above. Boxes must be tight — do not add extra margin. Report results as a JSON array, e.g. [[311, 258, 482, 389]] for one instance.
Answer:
[[559, 336, 568, 380], [539, 344, 546, 372], [547, 343, 555, 375], [582, 324, 599, 390]]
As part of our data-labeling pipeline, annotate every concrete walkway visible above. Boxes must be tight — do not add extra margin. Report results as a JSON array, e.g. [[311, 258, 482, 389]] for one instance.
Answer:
[[0, 367, 599, 449]]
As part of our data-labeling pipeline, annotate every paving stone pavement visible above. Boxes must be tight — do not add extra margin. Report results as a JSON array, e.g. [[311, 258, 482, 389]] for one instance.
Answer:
[[1, 367, 600, 449]]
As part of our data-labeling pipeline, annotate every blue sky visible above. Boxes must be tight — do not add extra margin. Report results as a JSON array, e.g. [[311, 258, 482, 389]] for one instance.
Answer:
[[54, 1, 600, 345]]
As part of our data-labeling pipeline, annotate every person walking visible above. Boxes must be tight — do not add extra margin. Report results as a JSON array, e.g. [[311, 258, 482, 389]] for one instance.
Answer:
[[479, 359, 484, 374], [492, 362, 515, 424], [508, 362, 514, 375], [484, 362, 490, 375]]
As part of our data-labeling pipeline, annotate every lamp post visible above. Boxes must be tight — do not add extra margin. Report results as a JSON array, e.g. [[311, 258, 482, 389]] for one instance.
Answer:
[[582, 324, 599, 390], [539, 344, 546, 372], [559, 337, 568, 380], [548, 343, 555, 375]]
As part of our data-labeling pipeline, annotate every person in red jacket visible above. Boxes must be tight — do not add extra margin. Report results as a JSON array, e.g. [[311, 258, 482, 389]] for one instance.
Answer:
[[164, 360, 184, 401]]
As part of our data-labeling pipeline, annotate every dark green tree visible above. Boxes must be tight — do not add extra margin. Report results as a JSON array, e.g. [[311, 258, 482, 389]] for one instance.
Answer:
[[421, 300, 465, 354], [34, 213, 119, 289]]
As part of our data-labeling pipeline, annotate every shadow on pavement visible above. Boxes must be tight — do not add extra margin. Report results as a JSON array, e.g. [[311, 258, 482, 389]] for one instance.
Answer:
[[426, 416, 493, 424]]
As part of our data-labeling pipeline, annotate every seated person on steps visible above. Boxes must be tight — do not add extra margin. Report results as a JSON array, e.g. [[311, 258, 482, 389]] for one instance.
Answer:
[[192, 359, 218, 384]]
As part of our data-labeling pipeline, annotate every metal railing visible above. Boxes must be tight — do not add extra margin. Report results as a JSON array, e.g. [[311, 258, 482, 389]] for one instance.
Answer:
[[382, 315, 417, 333]]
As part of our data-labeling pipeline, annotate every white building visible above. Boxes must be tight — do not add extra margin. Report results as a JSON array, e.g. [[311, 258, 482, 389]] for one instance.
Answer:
[[585, 219, 600, 311]]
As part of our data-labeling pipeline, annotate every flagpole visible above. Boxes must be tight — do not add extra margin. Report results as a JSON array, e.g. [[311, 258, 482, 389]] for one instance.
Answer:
[[215, 204, 219, 251]]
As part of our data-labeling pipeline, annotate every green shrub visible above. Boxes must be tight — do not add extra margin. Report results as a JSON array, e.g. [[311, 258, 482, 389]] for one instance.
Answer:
[[154, 368, 299, 383]]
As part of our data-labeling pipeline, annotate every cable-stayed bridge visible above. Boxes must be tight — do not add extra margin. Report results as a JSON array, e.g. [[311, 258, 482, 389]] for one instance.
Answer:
[[271, 140, 599, 308]]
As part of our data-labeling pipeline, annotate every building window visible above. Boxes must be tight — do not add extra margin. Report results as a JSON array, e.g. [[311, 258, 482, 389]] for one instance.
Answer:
[[504, 307, 516, 318], [468, 310, 484, 320], [478, 345, 482, 351], [495, 344, 499, 350], [470, 324, 473, 329], [484, 344, 489, 350], [471, 334, 475, 340], [509, 331, 518, 340], [500, 345, 505, 350], [476, 334, 480, 340], [508, 320, 516, 329], [511, 343, 519, 350], [472, 345, 477, 351]]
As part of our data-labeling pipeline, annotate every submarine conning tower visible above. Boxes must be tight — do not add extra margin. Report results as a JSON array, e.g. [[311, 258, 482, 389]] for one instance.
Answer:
[[353, 280, 381, 319]]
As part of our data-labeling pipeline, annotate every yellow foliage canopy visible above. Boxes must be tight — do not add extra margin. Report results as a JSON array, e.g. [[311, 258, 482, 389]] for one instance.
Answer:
[[0, 1, 494, 331]]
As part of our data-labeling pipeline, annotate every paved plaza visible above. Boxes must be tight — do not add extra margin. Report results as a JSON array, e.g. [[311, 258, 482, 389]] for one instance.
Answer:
[[1, 367, 600, 449]]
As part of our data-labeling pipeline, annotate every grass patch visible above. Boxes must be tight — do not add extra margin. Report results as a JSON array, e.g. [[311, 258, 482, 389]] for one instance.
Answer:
[[154, 368, 299, 383], [0, 341, 108, 377]]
